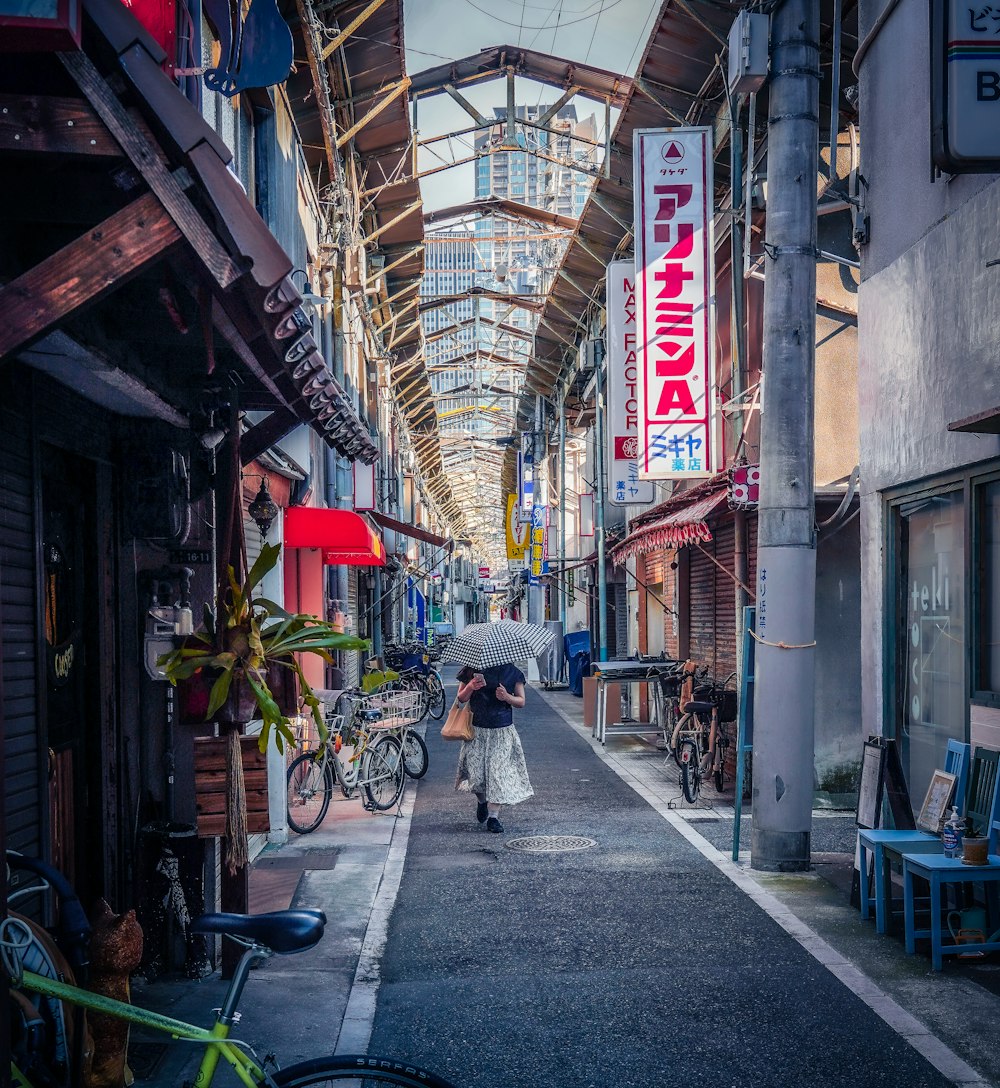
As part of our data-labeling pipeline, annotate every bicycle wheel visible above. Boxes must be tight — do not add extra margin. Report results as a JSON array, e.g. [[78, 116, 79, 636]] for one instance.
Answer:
[[713, 731, 729, 793], [426, 671, 446, 721], [361, 734, 404, 811], [665, 705, 683, 767], [402, 730, 429, 779], [286, 752, 332, 834], [679, 738, 701, 803], [272, 1053, 457, 1087]]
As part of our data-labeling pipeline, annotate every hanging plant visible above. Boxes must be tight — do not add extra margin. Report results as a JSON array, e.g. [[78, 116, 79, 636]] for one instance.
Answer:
[[158, 542, 369, 752]]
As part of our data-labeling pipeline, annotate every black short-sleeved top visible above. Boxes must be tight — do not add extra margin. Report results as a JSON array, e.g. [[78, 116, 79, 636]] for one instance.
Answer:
[[457, 664, 526, 729]]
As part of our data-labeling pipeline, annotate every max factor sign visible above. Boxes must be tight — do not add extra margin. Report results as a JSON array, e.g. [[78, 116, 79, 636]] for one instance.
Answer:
[[605, 262, 654, 505], [932, 0, 1000, 171]]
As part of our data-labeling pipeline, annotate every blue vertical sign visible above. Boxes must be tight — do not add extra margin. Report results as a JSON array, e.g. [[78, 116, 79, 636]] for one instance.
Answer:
[[528, 505, 548, 586]]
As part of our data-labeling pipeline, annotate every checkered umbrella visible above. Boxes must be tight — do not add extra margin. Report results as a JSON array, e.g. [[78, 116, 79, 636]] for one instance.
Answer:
[[441, 620, 556, 670]]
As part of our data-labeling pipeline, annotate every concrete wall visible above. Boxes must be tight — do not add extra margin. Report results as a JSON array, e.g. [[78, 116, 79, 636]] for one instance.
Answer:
[[814, 515, 863, 797], [858, 0, 1000, 741]]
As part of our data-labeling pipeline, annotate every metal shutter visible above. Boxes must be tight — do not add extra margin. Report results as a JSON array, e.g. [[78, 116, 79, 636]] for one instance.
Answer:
[[1, 376, 41, 856]]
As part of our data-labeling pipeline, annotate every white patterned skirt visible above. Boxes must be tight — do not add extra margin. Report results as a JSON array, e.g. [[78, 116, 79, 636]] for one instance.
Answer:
[[455, 724, 534, 806]]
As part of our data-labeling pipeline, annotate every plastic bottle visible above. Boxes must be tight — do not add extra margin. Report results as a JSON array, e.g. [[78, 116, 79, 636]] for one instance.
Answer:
[[942, 806, 963, 859]]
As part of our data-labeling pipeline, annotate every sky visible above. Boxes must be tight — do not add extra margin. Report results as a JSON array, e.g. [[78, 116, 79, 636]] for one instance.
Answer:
[[402, 0, 662, 209]]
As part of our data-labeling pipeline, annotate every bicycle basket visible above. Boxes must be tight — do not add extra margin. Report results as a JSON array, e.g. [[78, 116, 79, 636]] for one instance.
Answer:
[[716, 690, 738, 723]]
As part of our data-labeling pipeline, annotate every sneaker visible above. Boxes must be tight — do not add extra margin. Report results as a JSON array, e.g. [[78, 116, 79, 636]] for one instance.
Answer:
[[476, 801, 489, 824], [486, 816, 504, 834]]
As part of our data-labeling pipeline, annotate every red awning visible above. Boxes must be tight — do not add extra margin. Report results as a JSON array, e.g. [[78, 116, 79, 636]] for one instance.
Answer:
[[284, 507, 385, 567], [610, 490, 728, 564]]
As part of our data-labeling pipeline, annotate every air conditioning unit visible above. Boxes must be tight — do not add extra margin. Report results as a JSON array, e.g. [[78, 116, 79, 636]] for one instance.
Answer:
[[727, 11, 769, 95], [579, 339, 603, 371]]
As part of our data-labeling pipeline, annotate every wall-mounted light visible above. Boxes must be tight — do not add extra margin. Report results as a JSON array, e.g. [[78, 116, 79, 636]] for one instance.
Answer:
[[290, 267, 331, 314], [246, 474, 280, 538]]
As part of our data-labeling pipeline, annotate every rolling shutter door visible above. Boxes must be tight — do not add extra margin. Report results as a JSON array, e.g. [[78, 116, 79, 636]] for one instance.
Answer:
[[1, 377, 41, 856], [711, 521, 738, 680], [688, 544, 715, 667], [343, 572, 361, 690]]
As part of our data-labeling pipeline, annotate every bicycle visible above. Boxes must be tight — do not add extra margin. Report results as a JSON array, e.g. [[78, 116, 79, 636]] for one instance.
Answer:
[[667, 672, 737, 803], [340, 685, 430, 781], [394, 665, 446, 722], [4, 854, 457, 1088], [286, 706, 405, 834]]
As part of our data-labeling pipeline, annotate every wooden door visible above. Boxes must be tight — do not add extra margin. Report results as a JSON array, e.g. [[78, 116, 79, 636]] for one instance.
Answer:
[[41, 447, 102, 903]]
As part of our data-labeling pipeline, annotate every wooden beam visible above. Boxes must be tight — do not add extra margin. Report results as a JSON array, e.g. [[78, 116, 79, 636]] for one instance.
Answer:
[[240, 408, 301, 465], [0, 93, 122, 156], [319, 0, 392, 60], [336, 78, 412, 150], [58, 51, 242, 289], [0, 191, 181, 360]]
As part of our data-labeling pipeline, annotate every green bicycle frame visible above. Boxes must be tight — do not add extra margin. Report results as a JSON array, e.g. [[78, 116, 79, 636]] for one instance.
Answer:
[[11, 969, 268, 1088]]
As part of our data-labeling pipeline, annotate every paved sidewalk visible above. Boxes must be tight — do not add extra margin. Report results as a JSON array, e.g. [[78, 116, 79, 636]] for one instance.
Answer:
[[132, 679, 1000, 1087]]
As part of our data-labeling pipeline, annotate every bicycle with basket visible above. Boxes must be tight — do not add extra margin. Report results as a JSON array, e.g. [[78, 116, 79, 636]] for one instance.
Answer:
[[659, 666, 739, 803]]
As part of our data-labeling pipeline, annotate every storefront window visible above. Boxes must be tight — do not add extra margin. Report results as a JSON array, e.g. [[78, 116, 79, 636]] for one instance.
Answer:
[[979, 480, 1000, 695], [899, 491, 965, 792]]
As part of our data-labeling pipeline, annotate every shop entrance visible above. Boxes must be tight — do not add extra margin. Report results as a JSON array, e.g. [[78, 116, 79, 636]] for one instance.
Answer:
[[41, 445, 107, 909]]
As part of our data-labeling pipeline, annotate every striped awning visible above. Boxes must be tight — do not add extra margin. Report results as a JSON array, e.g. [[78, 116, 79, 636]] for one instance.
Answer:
[[610, 490, 728, 564]]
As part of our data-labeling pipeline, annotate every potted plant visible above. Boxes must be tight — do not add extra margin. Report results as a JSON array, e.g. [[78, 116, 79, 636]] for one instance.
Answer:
[[158, 542, 369, 752], [962, 822, 990, 866]]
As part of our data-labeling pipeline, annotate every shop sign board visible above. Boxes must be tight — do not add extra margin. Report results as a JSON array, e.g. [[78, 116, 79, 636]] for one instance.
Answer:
[[633, 127, 717, 479], [932, 0, 1000, 172], [729, 463, 760, 509], [579, 492, 595, 538], [478, 565, 491, 579], [528, 504, 548, 585], [505, 495, 530, 561], [353, 460, 376, 511], [606, 260, 655, 505]]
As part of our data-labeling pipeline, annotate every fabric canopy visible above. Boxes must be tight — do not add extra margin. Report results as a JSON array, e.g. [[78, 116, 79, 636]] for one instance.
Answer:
[[284, 507, 385, 566], [368, 511, 451, 549], [610, 490, 728, 564]]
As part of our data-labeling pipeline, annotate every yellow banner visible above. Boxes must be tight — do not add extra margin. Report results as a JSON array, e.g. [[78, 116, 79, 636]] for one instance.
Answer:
[[505, 495, 529, 560]]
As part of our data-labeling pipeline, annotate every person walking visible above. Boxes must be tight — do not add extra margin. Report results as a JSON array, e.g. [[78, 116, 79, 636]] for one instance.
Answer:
[[454, 664, 533, 833]]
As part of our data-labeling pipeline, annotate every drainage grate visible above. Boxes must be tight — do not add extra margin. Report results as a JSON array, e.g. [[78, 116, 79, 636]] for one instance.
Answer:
[[506, 835, 597, 853]]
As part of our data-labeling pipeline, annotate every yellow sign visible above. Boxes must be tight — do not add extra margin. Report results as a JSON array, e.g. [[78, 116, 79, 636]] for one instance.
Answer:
[[505, 495, 530, 560]]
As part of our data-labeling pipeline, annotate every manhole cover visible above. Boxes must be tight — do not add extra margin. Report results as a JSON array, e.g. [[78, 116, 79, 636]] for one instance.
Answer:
[[506, 835, 597, 853]]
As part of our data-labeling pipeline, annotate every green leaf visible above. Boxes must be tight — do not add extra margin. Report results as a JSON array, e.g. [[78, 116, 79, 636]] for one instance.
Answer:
[[246, 542, 281, 596], [205, 669, 234, 720], [254, 598, 294, 621], [202, 602, 216, 642]]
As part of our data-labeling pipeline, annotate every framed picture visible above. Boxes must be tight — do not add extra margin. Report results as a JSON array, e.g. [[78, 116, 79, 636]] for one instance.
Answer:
[[916, 769, 958, 834]]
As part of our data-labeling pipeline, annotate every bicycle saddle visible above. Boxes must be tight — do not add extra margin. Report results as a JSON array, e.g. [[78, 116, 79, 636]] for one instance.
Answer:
[[192, 909, 327, 954], [682, 700, 715, 714]]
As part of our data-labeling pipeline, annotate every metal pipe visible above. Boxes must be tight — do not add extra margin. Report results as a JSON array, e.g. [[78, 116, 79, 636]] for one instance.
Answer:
[[743, 92, 757, 279], [829, 0, 842, 181], [594, 352, 608, 662], [750, 0, 820, 873]]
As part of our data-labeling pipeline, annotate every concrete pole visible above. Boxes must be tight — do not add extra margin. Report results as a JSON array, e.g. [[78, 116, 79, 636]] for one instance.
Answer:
[[750, 0, 820, 872], [594, 355, 609, 662], [559, 385, 567, 637]]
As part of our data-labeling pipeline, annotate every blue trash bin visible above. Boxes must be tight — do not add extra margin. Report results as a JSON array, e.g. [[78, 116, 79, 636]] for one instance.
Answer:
[[564, 632, 591, 697]]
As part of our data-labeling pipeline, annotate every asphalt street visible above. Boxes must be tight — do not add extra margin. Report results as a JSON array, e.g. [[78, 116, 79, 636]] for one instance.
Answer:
[[367, 682, 954, 1088]]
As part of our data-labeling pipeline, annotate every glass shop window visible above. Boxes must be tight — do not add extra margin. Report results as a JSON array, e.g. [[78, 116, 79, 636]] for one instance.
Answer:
[[977, 479, 1000, 697], [898, 490, 965, 793]]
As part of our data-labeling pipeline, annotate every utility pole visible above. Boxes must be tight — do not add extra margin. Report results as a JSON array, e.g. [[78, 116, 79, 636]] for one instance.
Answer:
[[750, 0, 819, 872]]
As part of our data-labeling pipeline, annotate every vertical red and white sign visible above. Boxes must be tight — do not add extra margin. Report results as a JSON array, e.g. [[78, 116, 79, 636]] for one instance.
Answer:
[[634, 127, 716, 479], [606, 261, 655, 506]]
